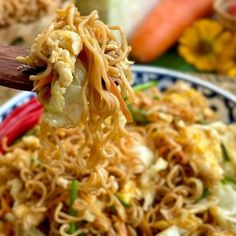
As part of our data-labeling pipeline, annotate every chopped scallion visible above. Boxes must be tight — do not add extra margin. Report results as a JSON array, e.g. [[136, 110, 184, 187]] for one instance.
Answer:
[[133, 80, 158, 92], [115, 194, 131, 208], [68, 180, 78, 234], [221, 143, 230, 162], [221, 175, 236, 185], [199, 188, 210, 201], [153, 96, 160, 100], [197, 120, 208, 125], [128, 105, 150, 124]]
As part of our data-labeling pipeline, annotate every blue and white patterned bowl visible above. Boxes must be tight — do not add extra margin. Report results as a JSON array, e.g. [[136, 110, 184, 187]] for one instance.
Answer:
[[0, 65, 236, 124]]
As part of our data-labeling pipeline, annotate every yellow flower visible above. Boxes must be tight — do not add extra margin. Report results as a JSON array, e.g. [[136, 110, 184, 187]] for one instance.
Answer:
[[178, 19, 232, 71], [217, 34, 236, 77]]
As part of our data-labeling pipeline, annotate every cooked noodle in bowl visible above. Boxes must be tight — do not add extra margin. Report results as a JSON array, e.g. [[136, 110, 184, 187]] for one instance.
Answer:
[[0, 3, 236, 236]]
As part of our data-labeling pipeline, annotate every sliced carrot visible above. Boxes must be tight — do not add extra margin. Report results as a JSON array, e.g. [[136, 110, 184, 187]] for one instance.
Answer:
[[0, 196, 11, 217], [33, 73, 54, 91], [108, 77, 133, 122], [129, 0, 213, 62], [140, 218, 153, 236], [5, 222, 13, 235]]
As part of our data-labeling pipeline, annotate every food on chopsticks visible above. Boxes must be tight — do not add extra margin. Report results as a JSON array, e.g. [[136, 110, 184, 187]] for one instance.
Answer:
[[18, 4, 134, 130], [1, 80, 236, 235], [129, 0, 213, 62]]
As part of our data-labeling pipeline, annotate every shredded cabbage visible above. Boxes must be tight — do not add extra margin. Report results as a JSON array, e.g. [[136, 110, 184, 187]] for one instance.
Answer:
[[156, 226, 181, 236], [211, 184, 236, 233], [44, 61, 86, 128]]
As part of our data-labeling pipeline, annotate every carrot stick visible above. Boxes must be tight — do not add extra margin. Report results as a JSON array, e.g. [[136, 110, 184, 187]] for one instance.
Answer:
[[0, 196, 11, 217], [108, 77, 133, 122], [129, 0, 213, 63], [33, 73, 54, 91]]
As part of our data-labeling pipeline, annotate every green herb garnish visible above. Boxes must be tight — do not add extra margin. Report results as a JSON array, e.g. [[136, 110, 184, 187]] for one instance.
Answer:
[[221, 143, 230, 162], [68, 180, 79, 234], [221, 176, 236, 185], [115, 194, 131, 208], [197, 120, 208, 125], [133, 80, 158, 92], [199, 188, 210, 201], [128, 105, 150, 124], [153, 96, 160, 100]]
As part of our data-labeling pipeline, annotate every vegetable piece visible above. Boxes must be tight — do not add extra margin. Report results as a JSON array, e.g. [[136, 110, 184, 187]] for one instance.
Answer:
[[222, 176, 236, 185], [129, 0, 213, 62], [197, 120, 208, 125], [108, 77, 133, 122], [115, 194, 131, 208], [132, 80, 158, 92], [199, 188, 210, 201], [0, 97, 41, 132], [211, 184, 236, 233], [0, 195, 11, 217], [228, 3, 236, 16], [221, 143, 230, 162], [0, 100, 43, 153], [33, 73, 54, 91], [44, 61, 86, 129], [128, 105, 150, 124], [68, 180, 79, 234], [156, 226, 181, 236]]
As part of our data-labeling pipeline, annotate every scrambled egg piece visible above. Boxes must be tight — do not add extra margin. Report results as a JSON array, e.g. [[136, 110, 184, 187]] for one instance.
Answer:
[[46, 30, 82, 86], [163, 82, 215, 121], [118, 180, 142, 205], [176, 123, 224, 185]]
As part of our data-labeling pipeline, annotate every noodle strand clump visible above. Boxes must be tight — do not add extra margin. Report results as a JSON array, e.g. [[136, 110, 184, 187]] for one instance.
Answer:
[[18, 3, 135, 170], [19, 4, 134, 131]]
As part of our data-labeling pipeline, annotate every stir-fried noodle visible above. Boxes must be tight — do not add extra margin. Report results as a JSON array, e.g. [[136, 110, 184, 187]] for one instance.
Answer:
[[0, 4, 236, 236]]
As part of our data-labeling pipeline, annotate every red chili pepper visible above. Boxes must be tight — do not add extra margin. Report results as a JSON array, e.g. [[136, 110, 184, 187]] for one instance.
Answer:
[[228, 3, 236, 16], [1, 97, 41, 127], [0, 98, 42, 138], [0, 98, 43, 153]]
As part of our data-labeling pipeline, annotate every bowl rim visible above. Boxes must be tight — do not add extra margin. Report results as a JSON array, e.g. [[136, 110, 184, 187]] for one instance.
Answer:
[[0, 91, 33, 117], [132, 65, 236, 103], [0, 66, 236, 117]]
